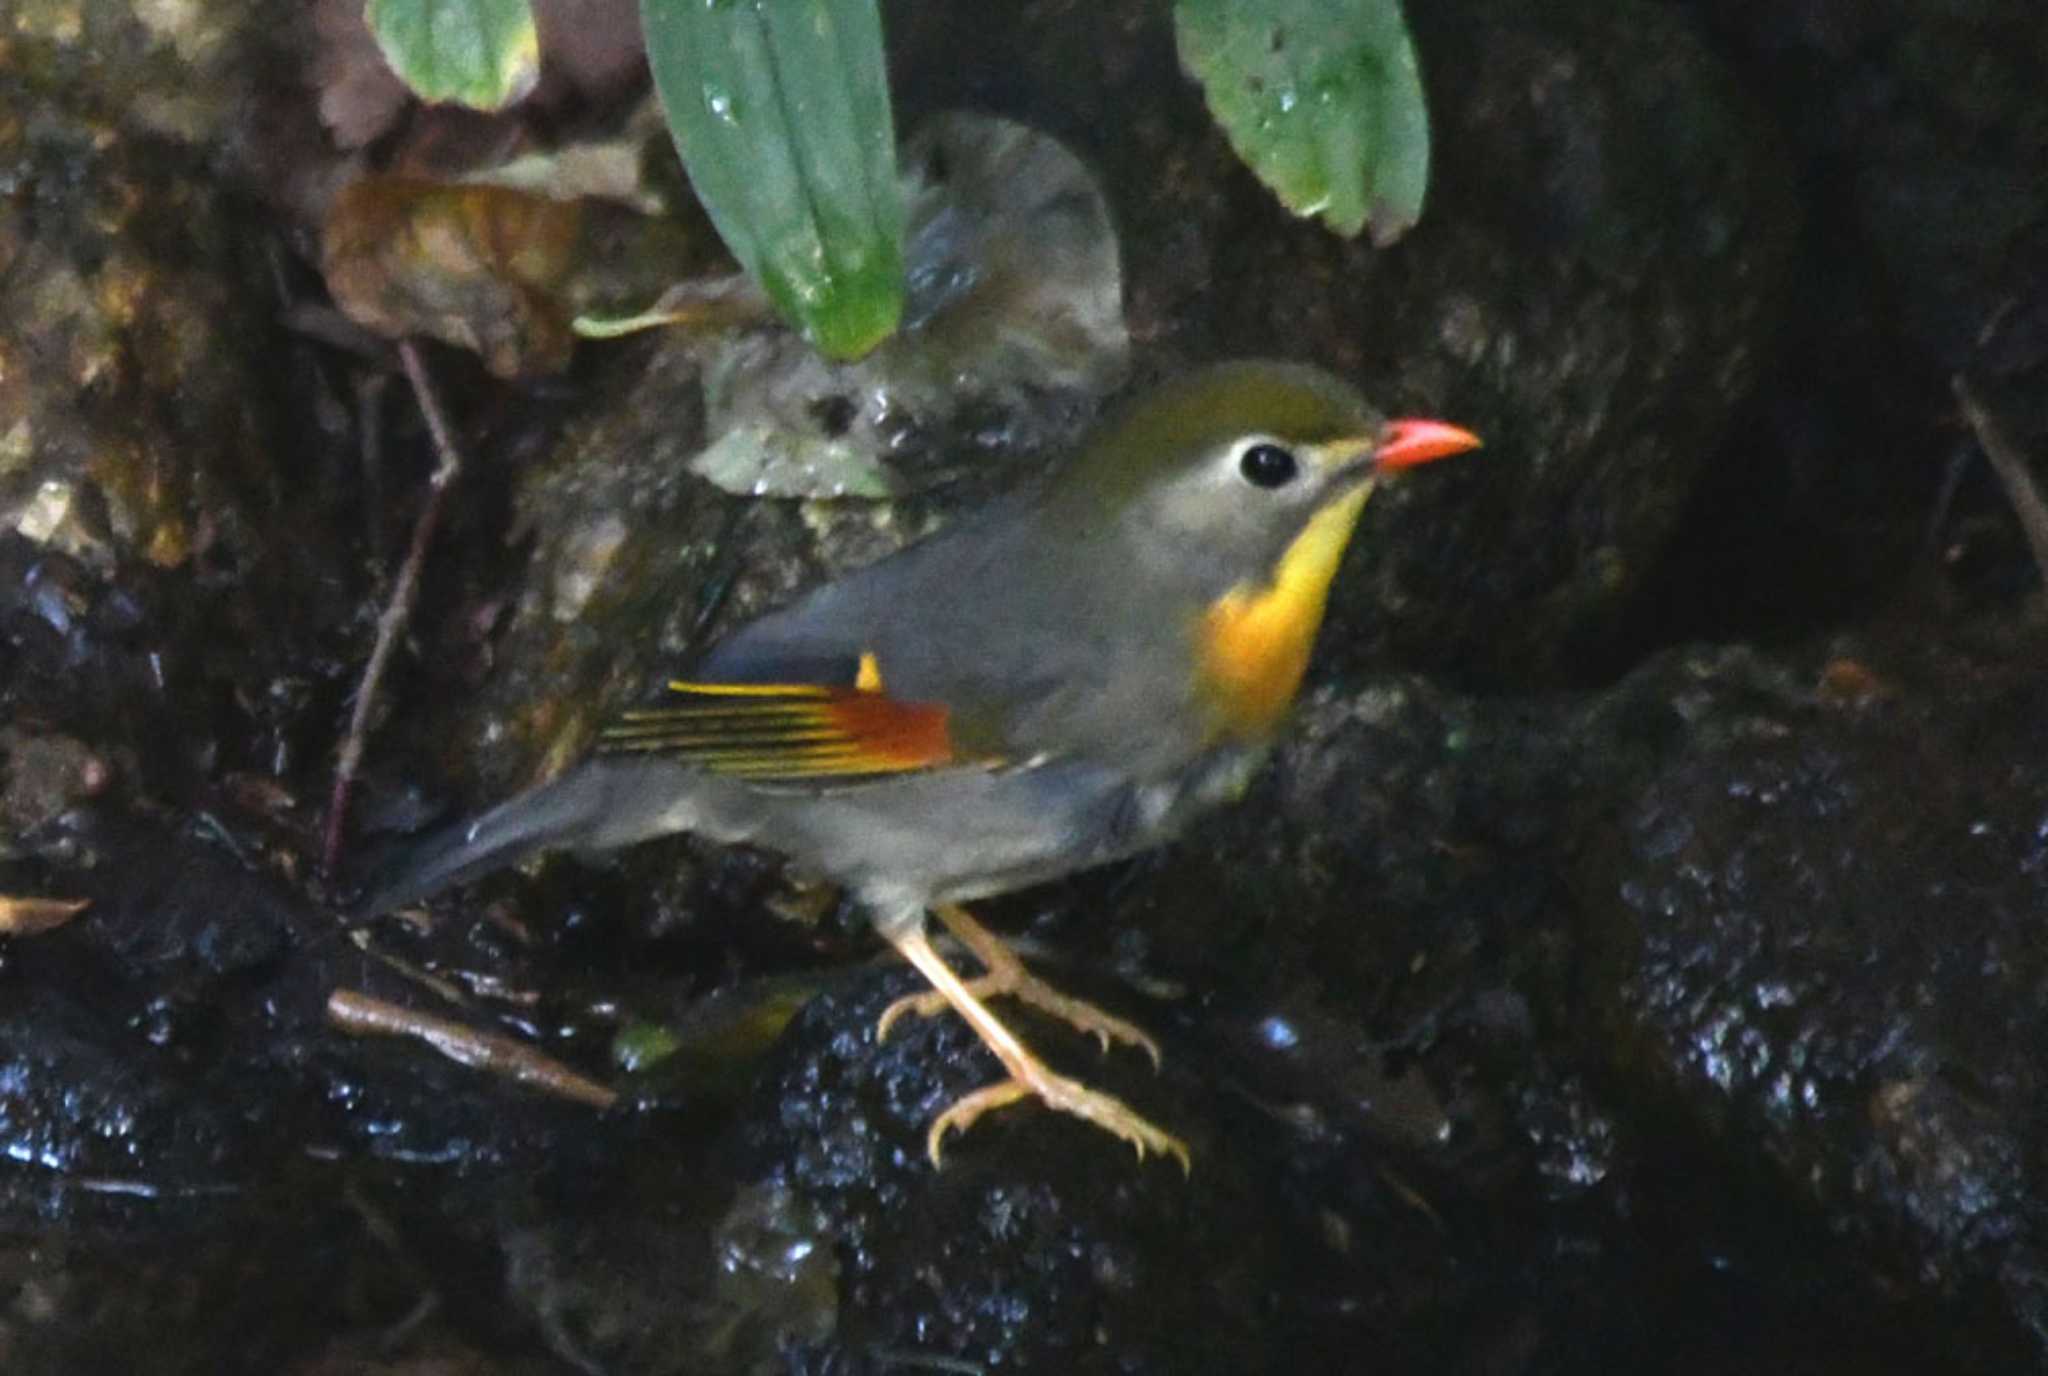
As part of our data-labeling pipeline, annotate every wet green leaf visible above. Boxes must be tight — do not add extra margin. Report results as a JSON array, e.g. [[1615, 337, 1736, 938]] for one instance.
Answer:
[[612, 1021, 684, 1073], [365, 0, 540, 111], [1175, 0, 1431, 244], [642, 0, 906, 361]]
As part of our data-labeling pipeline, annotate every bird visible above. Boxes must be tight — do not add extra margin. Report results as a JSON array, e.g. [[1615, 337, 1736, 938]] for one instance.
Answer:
[[358, 360, 1480, 1170]]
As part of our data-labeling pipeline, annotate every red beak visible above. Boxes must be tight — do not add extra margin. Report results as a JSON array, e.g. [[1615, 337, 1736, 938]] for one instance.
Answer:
[[1375, 418, 1483, 470]]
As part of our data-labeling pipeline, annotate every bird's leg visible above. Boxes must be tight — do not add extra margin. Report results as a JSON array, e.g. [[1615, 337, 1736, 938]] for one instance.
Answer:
[[881, 920, 1190, 1171], [876, 903, 1162, 1068]]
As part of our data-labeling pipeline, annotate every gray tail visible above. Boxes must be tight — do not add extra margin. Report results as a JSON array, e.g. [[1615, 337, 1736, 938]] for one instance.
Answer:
[[352, 758, 706, 917]]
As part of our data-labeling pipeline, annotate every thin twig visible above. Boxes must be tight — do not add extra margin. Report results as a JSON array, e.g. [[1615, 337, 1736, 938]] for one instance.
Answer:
[[1953, 374, 2048, 595], [324, 340, 467, 876], [349, 926, 470, 1007], [326, 988, 619, 1109], [357, 370, 390, 562], [339, 1176, 444, 1347]]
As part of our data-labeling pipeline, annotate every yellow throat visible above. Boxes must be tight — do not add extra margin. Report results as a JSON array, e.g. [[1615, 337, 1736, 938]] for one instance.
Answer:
[[1196, 481, 1374, 741]]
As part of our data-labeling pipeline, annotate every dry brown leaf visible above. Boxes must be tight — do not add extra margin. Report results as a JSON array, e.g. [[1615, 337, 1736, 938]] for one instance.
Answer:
[[322, 175, 585, 377], [0, 895, 90, 935]]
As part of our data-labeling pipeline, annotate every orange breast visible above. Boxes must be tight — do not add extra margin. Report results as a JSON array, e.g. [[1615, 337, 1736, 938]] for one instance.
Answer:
[[1195, 483, 1373, 741]]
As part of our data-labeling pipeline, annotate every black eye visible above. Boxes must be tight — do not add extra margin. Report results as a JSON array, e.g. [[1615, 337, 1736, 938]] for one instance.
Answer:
[[1238, 442, 1299, 488]]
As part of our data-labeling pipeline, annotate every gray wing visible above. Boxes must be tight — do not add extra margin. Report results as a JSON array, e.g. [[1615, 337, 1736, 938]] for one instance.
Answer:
[[694, 493, 1207, 774]]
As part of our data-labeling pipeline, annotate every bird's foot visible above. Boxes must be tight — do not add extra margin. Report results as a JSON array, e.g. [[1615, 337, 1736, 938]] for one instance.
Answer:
[[928, 1068, 1191, 1174], [875, 903, 1162, 1067], [877, 972, 1161, 1067], [881, 915, 1189, 1172]]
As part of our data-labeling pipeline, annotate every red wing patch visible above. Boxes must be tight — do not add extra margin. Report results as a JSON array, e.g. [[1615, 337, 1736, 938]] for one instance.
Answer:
[[598, 677, 961, 781]]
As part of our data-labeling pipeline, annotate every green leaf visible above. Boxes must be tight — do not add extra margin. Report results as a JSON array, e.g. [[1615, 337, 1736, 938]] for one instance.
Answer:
[[611, 1021, 684, 1074], [642, 0, 905, 360], [365, 0, 540, 111], [1175, 0, 1432, 244]]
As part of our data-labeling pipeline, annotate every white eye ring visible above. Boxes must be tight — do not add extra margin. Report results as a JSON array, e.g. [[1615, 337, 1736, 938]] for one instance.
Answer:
[[1234, 436, 1300, 489]]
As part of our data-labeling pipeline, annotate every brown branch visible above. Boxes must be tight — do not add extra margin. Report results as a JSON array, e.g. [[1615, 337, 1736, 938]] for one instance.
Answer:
[[1953, 374, 2048, 595], [326, 988, 618, 1110], [324, 340, 468, 876]]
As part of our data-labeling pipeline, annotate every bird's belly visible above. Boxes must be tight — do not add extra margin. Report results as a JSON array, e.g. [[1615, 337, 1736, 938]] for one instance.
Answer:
[[745, 747, 1268, 910]]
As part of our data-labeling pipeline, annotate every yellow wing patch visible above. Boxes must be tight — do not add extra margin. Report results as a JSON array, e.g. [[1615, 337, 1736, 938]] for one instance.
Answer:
[[599, 667, 957, 780]]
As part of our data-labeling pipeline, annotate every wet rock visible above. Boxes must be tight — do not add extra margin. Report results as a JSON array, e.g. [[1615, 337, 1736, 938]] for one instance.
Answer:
[[397, 335, 741, 800], [0, 727, 107, 853], [0, 20, 331, 583], [733, 975, 1461, 1373], [0, 1175, 567, 1375], [0, 983, 251, 1199], [1647, 0, 2048, 636], [728, 943, 1935, 1373], [1685, 1, 2047, 375], [0, 801, 621, 1205], [29, 808, 297, 987], [1109, 674, 1571, 1021], [0, 26, 367, 821], [0, 811, 290, 1209], [992, 624, 2044, 1371], [7, 0, 275, 145], [499, 1173, 838, 1376], [1071, 669, 1588, 1212], [1576, 634, 2048, 1365]]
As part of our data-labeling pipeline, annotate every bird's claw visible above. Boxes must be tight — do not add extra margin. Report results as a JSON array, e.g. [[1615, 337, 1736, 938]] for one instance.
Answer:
[[875, 986, 949, 1043], [877, 972, 1163, 1070], [926, 1071, 1191, 1175]]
